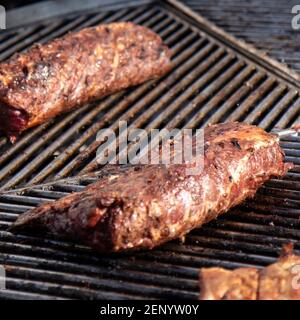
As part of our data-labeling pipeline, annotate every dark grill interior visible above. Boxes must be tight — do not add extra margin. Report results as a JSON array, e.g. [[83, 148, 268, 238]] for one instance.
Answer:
[[183, 0, 300, 73], [0, 0, 300, 300], [0, 0, 300, 190]]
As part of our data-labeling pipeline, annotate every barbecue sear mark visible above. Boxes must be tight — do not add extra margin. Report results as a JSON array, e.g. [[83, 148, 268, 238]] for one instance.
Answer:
[[22, 66, 29, 78], [231, 138, 241, 150]]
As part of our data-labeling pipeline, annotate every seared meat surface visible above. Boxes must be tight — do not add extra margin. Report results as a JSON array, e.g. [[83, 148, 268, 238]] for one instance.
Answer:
[[199, 245, 300, 300], [11, 123, 292, 252], [0, 22, 171, 140], [199, 267, 259, 300], [259, 248, 300, 300]]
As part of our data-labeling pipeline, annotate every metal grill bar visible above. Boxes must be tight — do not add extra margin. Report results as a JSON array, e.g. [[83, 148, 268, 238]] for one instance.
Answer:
[[243, 84, 288, 124], [258, 91, 299, 130], [225, 78, 277, 122], [182, 0, 300, 72], [168, 59, 246, 129], [193, 66, 256, 126]]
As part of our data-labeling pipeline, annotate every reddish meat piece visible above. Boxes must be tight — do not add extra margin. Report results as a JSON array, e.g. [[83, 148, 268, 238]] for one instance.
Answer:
[[0, 22, 171, 140], [11, 123, 292, 252]]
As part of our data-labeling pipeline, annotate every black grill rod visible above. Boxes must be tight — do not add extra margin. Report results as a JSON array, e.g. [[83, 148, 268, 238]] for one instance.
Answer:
[[0, 169, 135, 195], [164, 0, 300, 87], [205, 72, 265, 125], [0, 17, 87, 61], [256, 91, 299, 131]]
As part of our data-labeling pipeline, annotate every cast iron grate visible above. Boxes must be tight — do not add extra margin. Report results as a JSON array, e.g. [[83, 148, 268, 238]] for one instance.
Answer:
[[0, 0, 299, 190], [183, 0, 300, 72]]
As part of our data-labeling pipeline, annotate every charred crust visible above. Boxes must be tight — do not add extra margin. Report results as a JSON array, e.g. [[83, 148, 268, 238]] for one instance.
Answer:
[[10, 123, 291, 252], [231, 138, 241, 150]]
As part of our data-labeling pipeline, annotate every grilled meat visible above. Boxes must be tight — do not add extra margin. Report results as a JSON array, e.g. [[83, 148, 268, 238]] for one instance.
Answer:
[[10, 122, 292, 252], [199, 245, 300, 300], [259, 246, 300, 300], [199, 267, 259, 300], [0, 22, 171, 141]]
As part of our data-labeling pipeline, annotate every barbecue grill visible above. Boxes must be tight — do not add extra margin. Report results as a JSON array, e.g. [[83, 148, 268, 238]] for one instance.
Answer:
[[0, 0, 300, 300], [184, 0, 300, 73]]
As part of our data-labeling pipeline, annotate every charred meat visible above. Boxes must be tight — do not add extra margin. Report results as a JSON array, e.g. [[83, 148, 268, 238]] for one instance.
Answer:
[[10, 123, 292, 252], [259, 245, 300, 300], [199, 267, 259, 300], [199, 245, 300, 300], [0, 22, 171, 141]]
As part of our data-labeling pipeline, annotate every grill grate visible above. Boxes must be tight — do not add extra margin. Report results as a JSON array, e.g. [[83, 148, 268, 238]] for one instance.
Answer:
[[1, 0, 300, 299], [183, 0, 300, 72], [0, 135, 299, 299], [0, 1, 299, 190]]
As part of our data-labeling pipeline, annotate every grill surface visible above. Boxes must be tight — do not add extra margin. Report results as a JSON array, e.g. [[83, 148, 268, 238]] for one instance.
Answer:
[[0, 134, 299, 300], [183, 0, 300, 72], [0, 0, 300, 300], [0, 0, 299, 190]]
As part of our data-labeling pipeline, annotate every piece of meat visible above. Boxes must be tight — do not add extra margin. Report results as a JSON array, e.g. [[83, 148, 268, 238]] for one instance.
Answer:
[[199, 267, 259, 300], [199, 245, 300, 300], [0, 22, 171, 141], [10, 122, 292, 252], [259, 246, 300, 300]]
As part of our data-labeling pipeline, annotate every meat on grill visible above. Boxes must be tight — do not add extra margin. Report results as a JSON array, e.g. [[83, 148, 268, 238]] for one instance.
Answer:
[[199, 267, 259, 300], [0, 22, 171, 141], [10, 122, 293, 252], [199, 245, 300, 300], [259, 245, 300, 300]]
